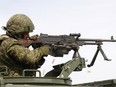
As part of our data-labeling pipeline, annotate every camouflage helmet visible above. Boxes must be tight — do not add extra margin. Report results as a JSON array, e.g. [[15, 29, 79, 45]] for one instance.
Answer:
[[6, 14, 35, 35]]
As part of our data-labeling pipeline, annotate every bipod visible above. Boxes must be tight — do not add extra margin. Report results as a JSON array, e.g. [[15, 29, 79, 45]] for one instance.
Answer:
[[87, 45, 111, 67]]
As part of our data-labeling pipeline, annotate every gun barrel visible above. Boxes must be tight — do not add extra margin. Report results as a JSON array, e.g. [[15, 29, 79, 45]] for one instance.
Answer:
[[77, 38, 116, 46], [78, 38, 116, 42]]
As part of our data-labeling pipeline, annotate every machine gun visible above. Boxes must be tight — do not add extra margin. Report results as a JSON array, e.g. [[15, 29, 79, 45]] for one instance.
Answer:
[[30, 33, 116, 78], [32, 33, 116, 67]]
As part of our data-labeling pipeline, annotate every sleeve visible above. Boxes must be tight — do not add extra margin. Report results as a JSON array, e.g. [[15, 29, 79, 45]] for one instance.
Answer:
[[1, 38, 50, 65]]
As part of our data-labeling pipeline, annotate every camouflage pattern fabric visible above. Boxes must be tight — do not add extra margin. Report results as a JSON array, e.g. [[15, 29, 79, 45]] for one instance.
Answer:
[[0, 35, 50, 76]]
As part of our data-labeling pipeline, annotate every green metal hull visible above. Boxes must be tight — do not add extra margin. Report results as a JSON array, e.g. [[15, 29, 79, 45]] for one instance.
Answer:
[[1, 77, 116, 87]]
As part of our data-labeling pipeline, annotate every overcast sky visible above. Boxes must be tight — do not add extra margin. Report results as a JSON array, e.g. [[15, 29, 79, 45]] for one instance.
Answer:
[[0, 0, 116, 84]]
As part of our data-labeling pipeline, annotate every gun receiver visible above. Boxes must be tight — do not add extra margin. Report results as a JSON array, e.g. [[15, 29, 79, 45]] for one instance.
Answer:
[[32, 33, 116, 67]]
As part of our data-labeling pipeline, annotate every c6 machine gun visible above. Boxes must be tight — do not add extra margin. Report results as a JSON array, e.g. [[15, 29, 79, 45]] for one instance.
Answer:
[[31, 33, 116, 78]]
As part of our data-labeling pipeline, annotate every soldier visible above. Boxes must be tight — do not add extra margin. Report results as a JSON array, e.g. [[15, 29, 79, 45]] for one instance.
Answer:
[[0, 14, 50, 76]]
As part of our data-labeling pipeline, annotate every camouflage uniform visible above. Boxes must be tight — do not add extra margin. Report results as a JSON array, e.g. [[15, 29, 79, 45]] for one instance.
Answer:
[[0, 14, 50, 76]]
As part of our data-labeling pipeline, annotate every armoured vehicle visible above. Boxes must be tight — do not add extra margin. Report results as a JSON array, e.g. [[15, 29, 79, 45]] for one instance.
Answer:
[[1, 68, 116, 87], [0, 33, 116, 87]]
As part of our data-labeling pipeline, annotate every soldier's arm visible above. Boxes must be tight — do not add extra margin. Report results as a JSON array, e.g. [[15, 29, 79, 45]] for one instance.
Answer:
[[1, 38, 50, 64]]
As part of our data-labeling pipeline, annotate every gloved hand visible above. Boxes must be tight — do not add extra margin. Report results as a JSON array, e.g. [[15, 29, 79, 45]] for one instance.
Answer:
[[30, 34, 39, 41], [30, 35, 42, 48], [40, 45, 51, 56]]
